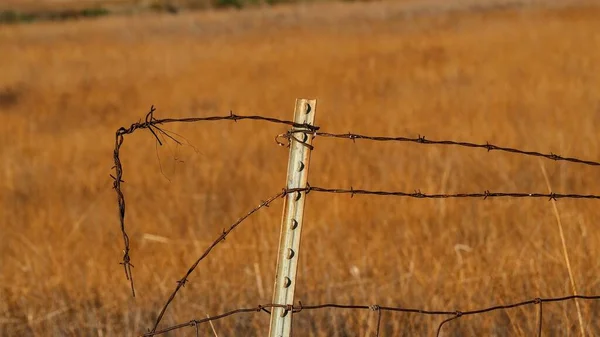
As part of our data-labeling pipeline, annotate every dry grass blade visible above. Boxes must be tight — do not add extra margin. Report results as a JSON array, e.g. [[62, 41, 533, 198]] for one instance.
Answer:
[[539, 162, 585, 337]]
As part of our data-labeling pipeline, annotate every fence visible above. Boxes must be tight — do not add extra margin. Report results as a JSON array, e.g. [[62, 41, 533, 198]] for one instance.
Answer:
[[112, 99, 600, 337]]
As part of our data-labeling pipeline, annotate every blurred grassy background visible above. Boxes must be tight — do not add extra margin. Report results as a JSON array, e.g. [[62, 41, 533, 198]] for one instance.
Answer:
[[0, 0, 370, 24], [1, 0, 600, 336]]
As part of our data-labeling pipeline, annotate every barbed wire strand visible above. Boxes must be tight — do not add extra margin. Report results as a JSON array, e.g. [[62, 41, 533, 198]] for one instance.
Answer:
[[313, 131, 600, 167], [127, 106, 319, 138], [149, 191, 287, 333], [142, 295, 600, 336], [288, 185, 600, 201], [112, 129, 135, 297], [146, 185, 600, 332], [112, 107, 318, 297]]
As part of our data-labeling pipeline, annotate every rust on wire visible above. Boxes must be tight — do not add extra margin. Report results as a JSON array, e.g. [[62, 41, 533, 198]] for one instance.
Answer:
[[133, 106, 320, 134], [314, 131, 600, 167], [285, 186, 600, 201], [112, 106, 316, 297], [149, 191, 287, 333], [111, 108, 600, 334], [276, 129, 316, 150], [141, 295, 600, 336], [112, 130, 135, 297]]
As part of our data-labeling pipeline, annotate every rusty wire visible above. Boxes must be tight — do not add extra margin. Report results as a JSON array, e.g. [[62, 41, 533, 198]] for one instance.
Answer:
[[149, 191, 286, 333], [112, 109, 600, 334], [147, 187, 600, 333], [142, 295, 600, 336], [112, 125, 135, 297], [287, 185, 600, 200], [112, 107, 318, 297], [313, 131, 600, 167]]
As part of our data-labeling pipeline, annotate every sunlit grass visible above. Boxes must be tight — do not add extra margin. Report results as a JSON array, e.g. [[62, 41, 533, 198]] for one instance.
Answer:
[[1, 1, 600, 336]]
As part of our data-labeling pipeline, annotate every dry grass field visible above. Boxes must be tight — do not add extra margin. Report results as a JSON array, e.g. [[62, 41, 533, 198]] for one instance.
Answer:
[[2, 0, 600, 336]]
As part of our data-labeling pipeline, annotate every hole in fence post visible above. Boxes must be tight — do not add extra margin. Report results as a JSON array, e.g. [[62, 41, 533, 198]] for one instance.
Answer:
[[298, 161, 305, 172]]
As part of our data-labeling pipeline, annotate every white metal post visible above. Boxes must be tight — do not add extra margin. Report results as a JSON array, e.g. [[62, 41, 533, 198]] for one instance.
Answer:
[[268, 99, 317, 337]]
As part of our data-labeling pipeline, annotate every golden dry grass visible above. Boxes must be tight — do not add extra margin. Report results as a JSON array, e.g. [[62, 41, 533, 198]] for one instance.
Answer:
[[1, 1, 600, 336]]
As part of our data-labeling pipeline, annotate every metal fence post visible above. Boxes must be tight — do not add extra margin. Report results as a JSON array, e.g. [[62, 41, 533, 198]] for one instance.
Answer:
[[268, 98, 317, 337]]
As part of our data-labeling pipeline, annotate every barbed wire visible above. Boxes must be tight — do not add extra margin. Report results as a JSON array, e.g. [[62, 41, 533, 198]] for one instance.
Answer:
[[112, 109, 600, 334], [112, 124, 135, 297], [142, 295, 600, 337], [149, 191, 286, 333], [289, 185, 600, 200], [312, 131, 600, 167], [147, 187, 600, 332], [112, 107, 318, 297]]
